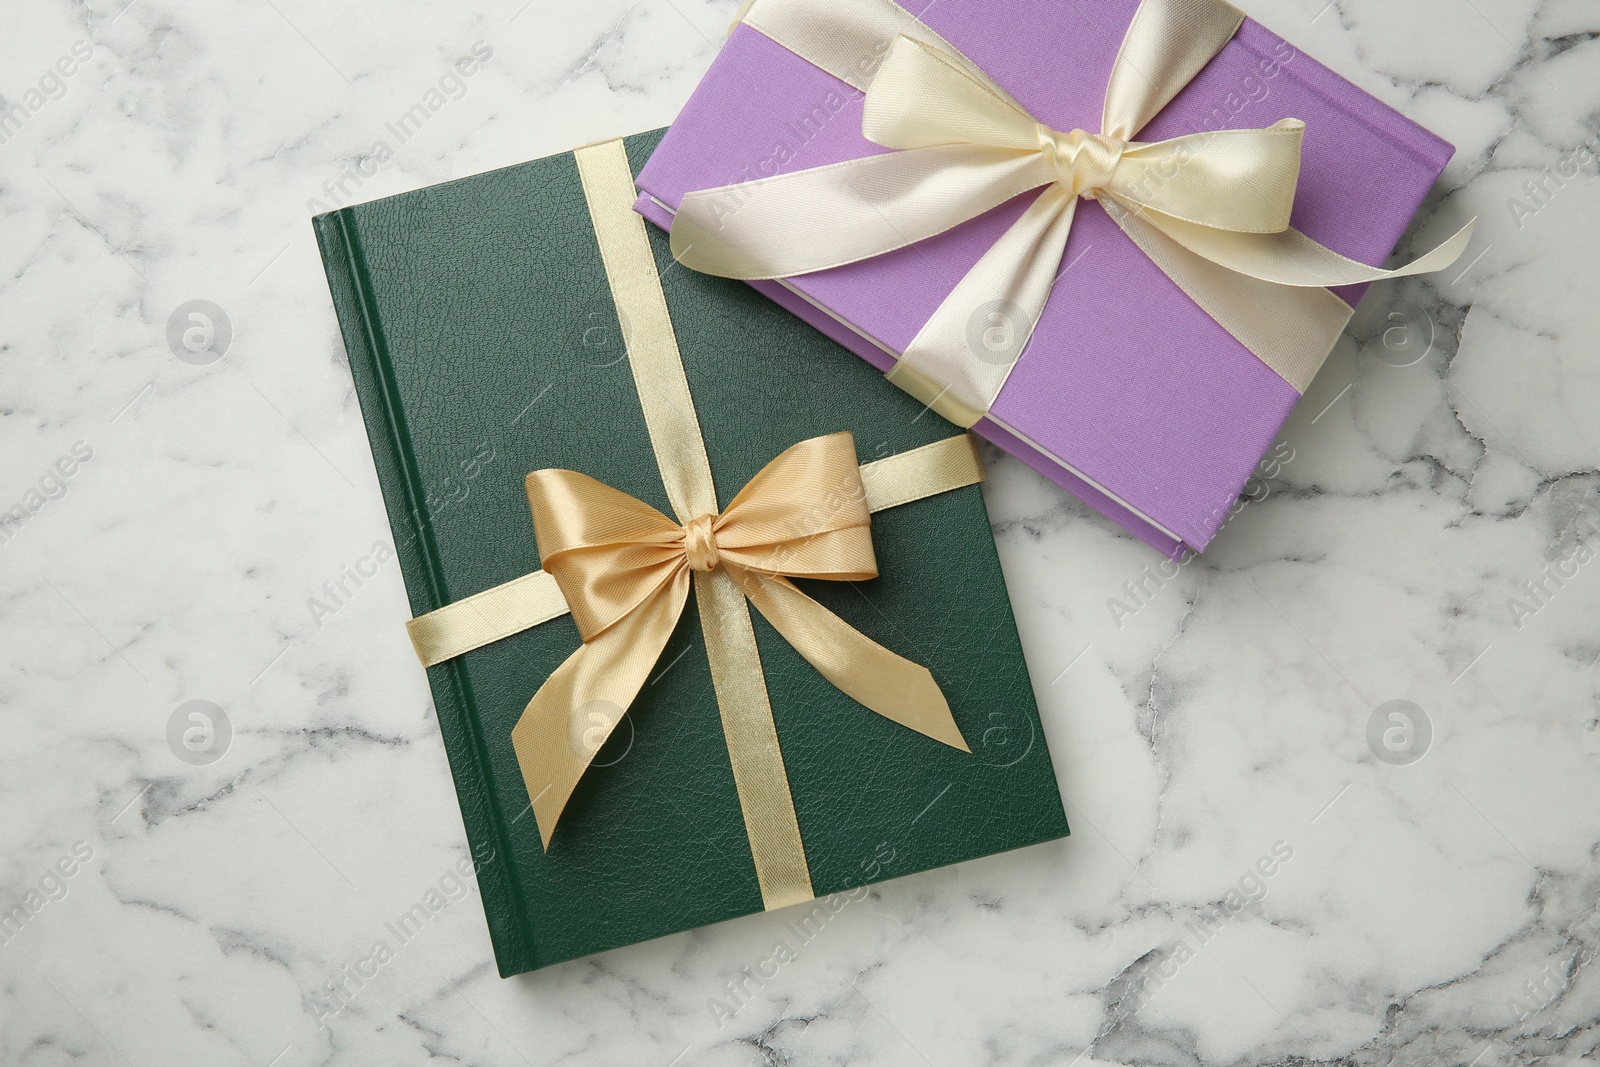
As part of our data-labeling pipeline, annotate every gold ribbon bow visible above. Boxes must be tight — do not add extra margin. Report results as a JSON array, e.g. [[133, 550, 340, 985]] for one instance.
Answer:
[[405, 138, 979, 911], [515, 430, 968, 853], [670, 0, 1476, 426]]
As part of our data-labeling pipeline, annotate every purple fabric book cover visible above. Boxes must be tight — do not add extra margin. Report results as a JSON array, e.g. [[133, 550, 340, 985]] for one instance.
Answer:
[[634, 0, 1454, 557]]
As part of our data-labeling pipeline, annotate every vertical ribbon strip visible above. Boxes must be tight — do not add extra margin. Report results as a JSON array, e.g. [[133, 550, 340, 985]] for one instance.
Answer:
[[571, 137, 813, 909]]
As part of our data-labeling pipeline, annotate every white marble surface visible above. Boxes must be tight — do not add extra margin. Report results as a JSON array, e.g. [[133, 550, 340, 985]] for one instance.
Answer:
[[2, 0, 1599, 1063]]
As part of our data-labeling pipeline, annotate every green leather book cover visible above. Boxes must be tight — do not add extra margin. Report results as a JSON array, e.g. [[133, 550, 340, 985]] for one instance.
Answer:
[[312, 129, 1068, 976]]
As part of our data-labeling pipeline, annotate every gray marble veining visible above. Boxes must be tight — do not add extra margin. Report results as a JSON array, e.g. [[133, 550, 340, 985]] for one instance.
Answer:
[[1, 0, 1597, 1064]]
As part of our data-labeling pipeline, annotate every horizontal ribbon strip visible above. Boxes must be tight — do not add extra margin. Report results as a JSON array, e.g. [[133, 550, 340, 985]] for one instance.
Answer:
[[672, 0, 1476, 425], [406, 433, 985, 666]]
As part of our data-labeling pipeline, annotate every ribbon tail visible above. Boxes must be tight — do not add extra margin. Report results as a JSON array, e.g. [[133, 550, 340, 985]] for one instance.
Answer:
[[510, 575, 689, 849], [1135, 203, 1479, 288], [888, 184, 1078, 426], [739, 573, 970, 752], [671, 146, 1050, 280]]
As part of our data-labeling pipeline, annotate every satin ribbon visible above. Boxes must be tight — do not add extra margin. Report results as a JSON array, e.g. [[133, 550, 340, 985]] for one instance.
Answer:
[[514, 430, 974, 850], [405, 137, 979, 911], [670, 0, 1476, 426]]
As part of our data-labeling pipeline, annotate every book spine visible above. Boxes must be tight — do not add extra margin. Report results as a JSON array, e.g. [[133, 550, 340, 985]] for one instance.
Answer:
[[311, 210, 537, 976]]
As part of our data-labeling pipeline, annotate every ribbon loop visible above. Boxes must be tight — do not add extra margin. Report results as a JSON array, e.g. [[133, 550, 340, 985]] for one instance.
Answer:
[[1114, 120, 1305, 232], [863, 34, 1038, 152], [528, 469, 685, 640]]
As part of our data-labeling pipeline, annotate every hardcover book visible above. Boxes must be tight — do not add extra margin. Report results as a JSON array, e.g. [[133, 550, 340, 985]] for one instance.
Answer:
[[634, 0, 1458, 558], [312, 129, 1069, 975]]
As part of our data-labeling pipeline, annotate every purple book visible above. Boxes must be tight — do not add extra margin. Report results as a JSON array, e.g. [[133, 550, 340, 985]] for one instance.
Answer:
[[634, 0, 1454, 557]]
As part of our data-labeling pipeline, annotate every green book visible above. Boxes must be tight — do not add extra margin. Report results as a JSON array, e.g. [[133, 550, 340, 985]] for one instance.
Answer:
[[312, 128, 1068, 976]]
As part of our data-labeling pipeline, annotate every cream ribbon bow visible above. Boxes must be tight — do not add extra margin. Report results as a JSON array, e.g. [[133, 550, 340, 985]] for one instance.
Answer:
[[671, 0, 1476, 425], [511, 431, 969, 850]]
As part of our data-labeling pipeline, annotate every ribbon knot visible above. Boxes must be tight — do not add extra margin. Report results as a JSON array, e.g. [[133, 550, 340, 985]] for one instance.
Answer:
[[1039, 127, 1125, 199], [683, 513, 722, 571]]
